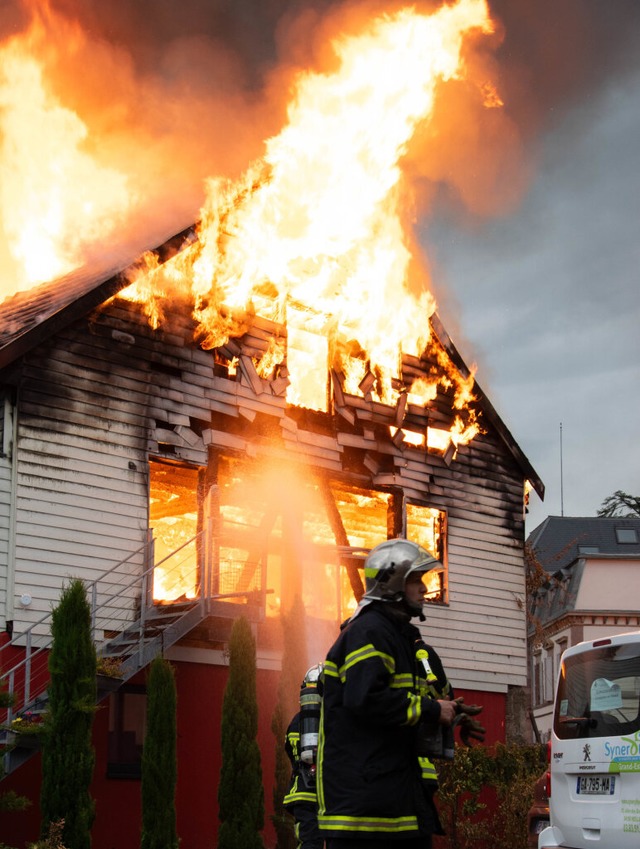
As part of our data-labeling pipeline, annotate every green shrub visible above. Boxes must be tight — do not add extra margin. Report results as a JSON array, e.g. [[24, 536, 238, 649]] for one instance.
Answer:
[[40, 579, 97, 849], [436, 743, 546, 849]]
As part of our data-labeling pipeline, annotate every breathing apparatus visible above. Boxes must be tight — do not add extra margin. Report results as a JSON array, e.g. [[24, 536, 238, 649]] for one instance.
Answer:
[[299, 663, 324, 767]]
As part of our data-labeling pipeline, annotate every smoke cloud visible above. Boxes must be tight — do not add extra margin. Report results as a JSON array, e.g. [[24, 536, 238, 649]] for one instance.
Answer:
[[1, 0, 639, 296]]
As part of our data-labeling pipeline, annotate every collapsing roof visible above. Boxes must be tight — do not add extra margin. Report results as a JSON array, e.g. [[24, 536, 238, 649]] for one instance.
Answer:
[[0, 223, 543, 499], [0, 226, 195, 372]]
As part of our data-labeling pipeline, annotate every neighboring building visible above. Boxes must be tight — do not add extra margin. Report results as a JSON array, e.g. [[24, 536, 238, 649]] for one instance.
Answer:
[[1, 226, 543, 849], [527, 515, 640, 740]]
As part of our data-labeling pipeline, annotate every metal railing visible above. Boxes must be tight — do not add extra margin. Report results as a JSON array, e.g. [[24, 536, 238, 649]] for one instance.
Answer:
[[0, 510, 264, 725]]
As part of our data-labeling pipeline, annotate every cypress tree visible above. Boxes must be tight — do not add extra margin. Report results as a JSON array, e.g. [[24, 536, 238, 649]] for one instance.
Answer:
[[40, 579, 96, 849], [217, 616, 264, 849], [141, 656, 178, 849], [271, 595, 308, 849]]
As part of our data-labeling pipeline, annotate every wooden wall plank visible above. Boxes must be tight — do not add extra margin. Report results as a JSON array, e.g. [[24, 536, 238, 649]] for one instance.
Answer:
[[4, 297, 531, 692]]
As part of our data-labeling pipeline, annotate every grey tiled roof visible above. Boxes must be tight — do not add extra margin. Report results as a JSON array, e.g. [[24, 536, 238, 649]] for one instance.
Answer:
[[527, 515, 640, 574], [528, 516, 640, 625]]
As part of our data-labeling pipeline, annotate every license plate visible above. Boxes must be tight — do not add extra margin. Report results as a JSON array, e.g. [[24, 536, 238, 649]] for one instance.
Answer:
[[576, 775, 615, 795]]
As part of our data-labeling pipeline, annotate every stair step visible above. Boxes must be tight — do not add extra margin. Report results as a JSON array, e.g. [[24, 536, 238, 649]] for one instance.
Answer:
[[2, 597, 210, 779]]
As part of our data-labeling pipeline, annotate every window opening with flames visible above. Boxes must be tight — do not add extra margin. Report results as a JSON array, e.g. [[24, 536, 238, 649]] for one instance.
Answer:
[[149, 456, 447, 618]]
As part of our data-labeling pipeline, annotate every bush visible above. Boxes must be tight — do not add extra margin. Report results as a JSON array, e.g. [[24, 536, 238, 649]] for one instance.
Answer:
[[28, 820, 69, 849], [435, 743, 546, 849], [141, 656, 178, 849]]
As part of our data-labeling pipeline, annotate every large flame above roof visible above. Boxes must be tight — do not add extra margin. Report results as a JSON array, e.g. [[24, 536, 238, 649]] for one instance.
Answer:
[[0, 4, 133, 293], [122, 0, 494, 413]]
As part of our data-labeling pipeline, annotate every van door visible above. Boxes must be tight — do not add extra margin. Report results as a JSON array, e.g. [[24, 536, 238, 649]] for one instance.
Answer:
[[548, 638, 640, 848]]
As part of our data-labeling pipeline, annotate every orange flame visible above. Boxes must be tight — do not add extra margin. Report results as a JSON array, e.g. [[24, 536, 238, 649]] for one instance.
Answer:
[[0, 4, 133, 297], [123, 0, 496, 415], [2, 0, 498, 445]]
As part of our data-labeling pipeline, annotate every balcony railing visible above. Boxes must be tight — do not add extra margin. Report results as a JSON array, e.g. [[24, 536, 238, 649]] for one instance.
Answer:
[[1, 513, 264, 728]]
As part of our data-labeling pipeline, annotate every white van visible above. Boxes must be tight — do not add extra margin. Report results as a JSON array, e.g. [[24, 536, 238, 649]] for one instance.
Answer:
[[539, 631, 640, 848]]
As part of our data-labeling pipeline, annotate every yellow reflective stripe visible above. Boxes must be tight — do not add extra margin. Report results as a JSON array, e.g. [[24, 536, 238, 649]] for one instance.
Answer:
[[284, 790, 317, 804], [318, 814, 419, 833], [404, 692, 422, 726], [316, 695, 326, 813], [418, 755, 438, 781], [324, 660, 339, 678], [390, 672, 413, 689], [286, 731, 300, 759], [341, 644, 395, 678]]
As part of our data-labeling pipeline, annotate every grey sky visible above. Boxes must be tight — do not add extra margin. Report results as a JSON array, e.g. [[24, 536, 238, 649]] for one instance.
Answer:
[[426, 63, 640, 530]]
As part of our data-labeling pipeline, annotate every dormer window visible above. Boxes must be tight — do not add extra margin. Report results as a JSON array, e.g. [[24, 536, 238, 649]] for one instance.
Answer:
[[616, 527, 638, 544]]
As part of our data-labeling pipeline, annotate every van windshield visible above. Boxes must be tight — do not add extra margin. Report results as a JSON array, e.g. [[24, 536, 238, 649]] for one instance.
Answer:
[[554, 642, 640, 740]]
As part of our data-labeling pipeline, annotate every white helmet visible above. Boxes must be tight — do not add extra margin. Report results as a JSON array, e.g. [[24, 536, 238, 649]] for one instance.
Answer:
[[301, 663, 324, 689], [350, 539, 442, 619]]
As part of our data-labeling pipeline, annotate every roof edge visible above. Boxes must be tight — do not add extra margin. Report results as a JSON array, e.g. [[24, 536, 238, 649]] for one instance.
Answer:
[[430, 311, 545, 500], [0, 225, 196, 372]]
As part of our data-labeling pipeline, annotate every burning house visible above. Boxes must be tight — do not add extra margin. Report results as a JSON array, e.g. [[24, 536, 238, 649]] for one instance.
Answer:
[[0, 1, 544, 847]]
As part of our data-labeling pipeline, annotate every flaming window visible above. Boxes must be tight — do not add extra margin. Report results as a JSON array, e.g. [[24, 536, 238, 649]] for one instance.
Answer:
[[149, 461, 200, 602], [406, 503, 446, 602], [149, 456, 447, 615]]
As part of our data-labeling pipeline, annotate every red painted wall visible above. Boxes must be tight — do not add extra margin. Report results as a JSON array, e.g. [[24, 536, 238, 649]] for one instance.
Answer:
[[453, 688, 507, 745], [1, 667, 505, 849], [1, 660, 280, 849]]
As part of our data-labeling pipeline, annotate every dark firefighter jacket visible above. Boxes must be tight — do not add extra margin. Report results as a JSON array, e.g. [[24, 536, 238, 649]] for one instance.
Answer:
[[317, 602, 447, 840], [283, 712, 317, 808], [284, 712, 324, 849]]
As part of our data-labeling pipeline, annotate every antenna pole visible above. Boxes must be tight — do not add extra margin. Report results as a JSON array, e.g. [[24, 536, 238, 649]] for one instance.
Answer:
[[560, 422, 564, 517]]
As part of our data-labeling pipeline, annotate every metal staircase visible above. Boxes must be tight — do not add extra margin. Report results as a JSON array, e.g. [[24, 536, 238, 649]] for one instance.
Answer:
[[1, 522, 263, 776]]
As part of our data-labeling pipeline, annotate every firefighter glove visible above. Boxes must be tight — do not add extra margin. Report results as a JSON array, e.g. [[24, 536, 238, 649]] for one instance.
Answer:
[[454, 697, 484, 717], [458, 715, 486, 747]]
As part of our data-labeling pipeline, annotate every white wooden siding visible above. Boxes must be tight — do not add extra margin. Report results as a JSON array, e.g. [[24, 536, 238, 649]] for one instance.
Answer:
[[0, 459, 11, 626], [0, 390, 15, 628], [7, 299, 528, 690]]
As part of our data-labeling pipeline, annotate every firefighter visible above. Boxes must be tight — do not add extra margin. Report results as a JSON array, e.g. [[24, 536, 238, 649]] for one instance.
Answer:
[[317, 538, 474, 849], [283, 664, 324, 849]]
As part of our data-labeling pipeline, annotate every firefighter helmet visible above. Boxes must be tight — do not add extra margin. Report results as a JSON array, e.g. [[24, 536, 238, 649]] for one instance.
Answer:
[[301, 663, 323, 688], [360, 538, 442, 605]]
